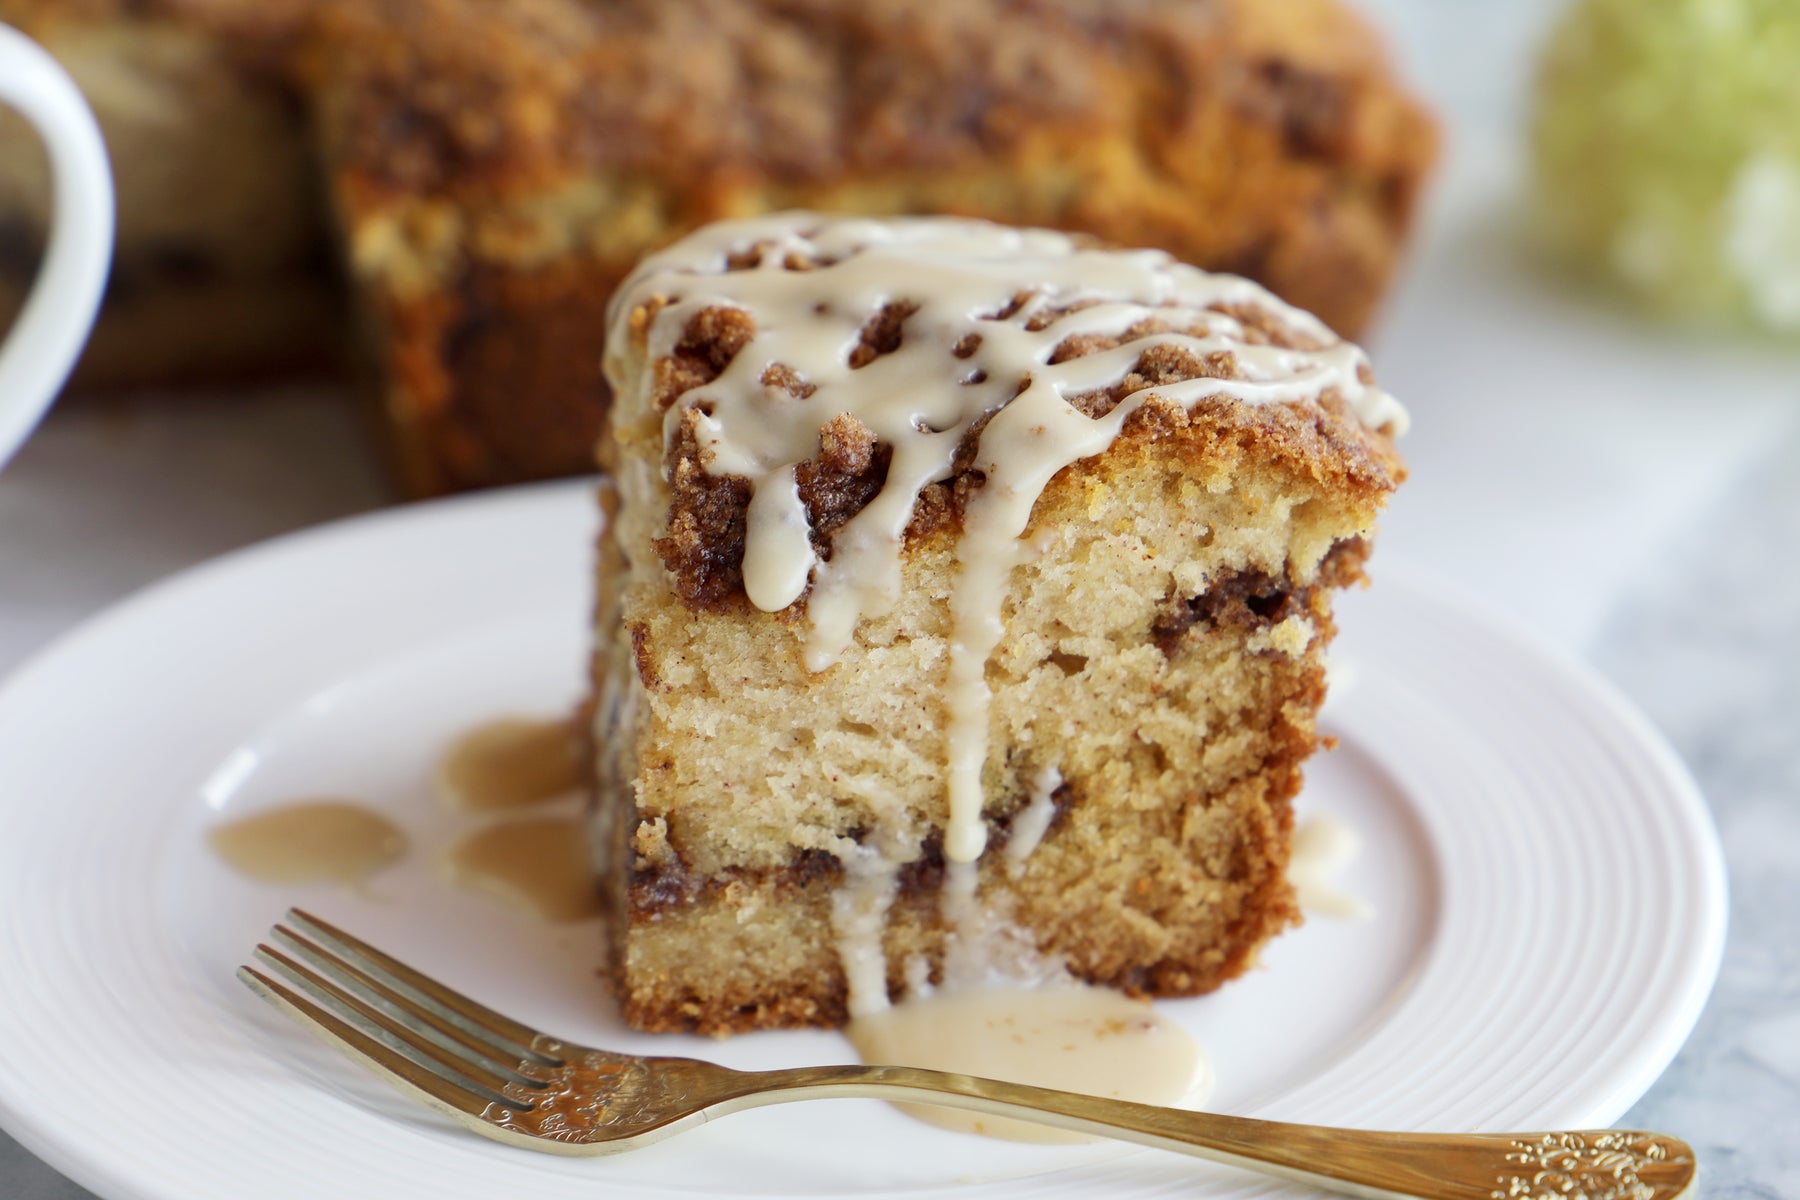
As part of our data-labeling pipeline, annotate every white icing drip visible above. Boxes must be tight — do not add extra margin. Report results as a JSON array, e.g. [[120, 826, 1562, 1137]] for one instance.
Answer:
[[939, 859, 986, 988], [742, 464, 816, 611], [1321, 653, 1358, 708], [607, 213, 1404, 976], [1290, 815, 1371, 920], [1004, 766, 1063, 877], [829, 840, 902, 1017], [936, 856, 1069, 994]]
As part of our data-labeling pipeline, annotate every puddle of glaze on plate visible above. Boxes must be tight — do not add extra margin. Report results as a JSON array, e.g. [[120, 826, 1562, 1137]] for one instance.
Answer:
[[208, 800, 406, 887], [846, 983, 1208, 1143], [441, 815, 602, 922], [1290, 815, 1372, 920], [437, 716, 582, 812]]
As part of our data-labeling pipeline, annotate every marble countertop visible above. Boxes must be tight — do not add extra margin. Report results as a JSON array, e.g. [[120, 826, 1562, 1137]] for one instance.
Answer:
[[3, 1, 1797, 1195]]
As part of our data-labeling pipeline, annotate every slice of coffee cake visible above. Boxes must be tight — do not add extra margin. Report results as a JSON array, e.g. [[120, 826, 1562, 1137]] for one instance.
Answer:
[[593, 214, 1405, 1034]]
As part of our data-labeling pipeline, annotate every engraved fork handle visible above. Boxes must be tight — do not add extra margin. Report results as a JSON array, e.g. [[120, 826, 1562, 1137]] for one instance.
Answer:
[[712, 1065, 1695, 1200]]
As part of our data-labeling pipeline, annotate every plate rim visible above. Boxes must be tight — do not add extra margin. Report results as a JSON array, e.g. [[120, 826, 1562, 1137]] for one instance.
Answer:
[[1343, 563, 1730, 1121]]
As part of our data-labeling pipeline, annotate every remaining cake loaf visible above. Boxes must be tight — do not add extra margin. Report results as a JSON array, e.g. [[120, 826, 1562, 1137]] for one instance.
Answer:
[[302, 0, 1434, 494], [593, 213, 1406, 1034]]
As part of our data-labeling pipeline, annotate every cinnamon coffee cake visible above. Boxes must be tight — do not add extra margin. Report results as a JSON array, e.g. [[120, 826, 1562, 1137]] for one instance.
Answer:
[[593, 213, 1406, 1034]]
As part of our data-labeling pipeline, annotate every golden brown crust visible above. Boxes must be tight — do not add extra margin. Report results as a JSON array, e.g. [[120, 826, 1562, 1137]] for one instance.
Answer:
[[310, 0, 1431, 214]]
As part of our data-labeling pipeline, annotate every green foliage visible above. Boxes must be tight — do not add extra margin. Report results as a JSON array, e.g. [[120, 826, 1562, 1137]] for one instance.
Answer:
[[1532, 0, 1800, 332]]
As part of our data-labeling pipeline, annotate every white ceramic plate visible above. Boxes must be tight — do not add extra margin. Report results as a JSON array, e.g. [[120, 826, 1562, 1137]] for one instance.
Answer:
[[0, 480, 1725, 1200]]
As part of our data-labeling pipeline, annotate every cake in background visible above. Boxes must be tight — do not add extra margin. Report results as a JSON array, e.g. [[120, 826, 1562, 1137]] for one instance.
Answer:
[[593, 213, 1406, 1033], [304, 0, 1434, 494], [0, 0, 1435, 495], [1532, 0, 1800, 335]]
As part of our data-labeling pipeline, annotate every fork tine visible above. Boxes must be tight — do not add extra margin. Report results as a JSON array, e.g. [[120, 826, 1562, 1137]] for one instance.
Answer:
[[238, 964, 493, 1121], [287, 909, 557, 1064], [253, 944, 521, 1108], [269, 925, 550, 1089]]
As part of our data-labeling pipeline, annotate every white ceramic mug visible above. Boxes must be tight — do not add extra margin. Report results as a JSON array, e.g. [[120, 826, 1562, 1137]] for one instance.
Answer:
[[0, 23, 113, 471]]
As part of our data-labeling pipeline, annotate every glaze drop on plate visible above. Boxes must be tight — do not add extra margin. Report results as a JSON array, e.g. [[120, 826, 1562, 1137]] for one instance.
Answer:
[[208, 800, 406, 887], [436, 715, 583, 812], [1290, 814, 1371, 920], [441, 816, 603, 922], [846, 983, 1209, 1143]]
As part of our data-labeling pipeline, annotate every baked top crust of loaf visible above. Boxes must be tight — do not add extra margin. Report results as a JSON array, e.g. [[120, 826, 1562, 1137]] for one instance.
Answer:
[[310, 0, 1435, 341], [310, 0, 1430, 200]]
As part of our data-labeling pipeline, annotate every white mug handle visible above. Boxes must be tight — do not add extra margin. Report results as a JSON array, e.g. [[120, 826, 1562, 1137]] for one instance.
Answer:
[[0, 24, 113, 471]]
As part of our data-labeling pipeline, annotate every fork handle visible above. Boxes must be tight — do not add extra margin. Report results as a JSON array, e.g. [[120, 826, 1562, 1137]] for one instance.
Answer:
[[728, 1065, 1694, 1200]]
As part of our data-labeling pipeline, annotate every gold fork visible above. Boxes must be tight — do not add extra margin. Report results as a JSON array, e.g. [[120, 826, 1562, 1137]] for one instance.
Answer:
[[241, 909, 1695, 1200]]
